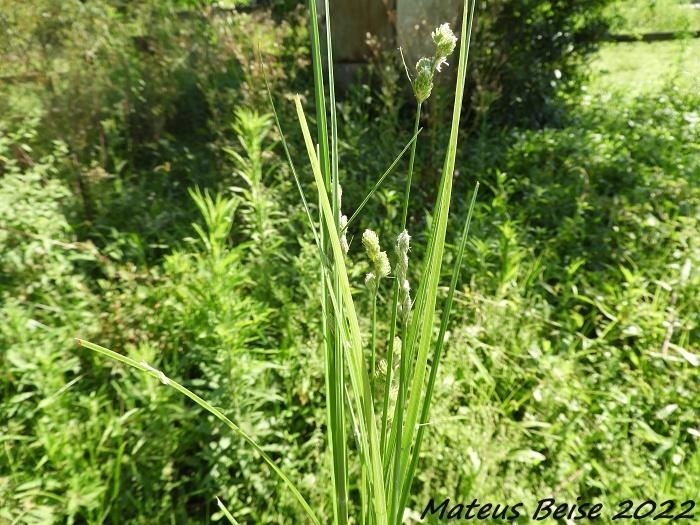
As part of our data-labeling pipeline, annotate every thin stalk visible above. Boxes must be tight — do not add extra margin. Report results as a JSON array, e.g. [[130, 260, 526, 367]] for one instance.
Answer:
[[360, 465, 367, 525], [370, 288, 378, 395], [379, 285, 399, 457], [398, 182, 478, 514], [401, 103, 422, 229], [398, 0, 476, 503], [389, 319, 409, 523], [380, 102, 422, 456]]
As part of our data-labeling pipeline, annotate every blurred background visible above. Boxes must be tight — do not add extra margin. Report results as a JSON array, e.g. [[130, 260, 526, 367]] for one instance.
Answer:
[[1, 0, 698, 523]]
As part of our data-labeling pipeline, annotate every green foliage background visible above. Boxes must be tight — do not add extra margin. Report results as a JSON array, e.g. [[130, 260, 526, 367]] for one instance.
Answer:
[[1, 0, 698, 523]]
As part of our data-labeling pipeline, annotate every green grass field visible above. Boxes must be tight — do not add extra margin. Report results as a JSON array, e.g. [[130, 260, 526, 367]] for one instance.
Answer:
[[590, 38, 700, 95], [606, 0, 700, 33]]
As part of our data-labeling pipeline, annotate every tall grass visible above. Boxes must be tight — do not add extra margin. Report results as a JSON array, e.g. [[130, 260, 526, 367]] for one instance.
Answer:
[[78, 0, 477, 523]]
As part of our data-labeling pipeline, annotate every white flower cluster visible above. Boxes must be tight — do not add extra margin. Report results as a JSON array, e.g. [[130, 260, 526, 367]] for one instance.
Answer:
[[412, 22, 458, 103], [395, 230, 412, 320], [362, 229, 391, 292]]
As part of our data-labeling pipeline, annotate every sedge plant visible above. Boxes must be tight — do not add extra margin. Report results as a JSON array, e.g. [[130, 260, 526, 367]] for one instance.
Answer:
[[77, 0, 478, 523]]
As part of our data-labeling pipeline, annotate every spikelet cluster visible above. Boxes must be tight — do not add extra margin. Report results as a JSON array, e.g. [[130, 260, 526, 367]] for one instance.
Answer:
[[412, 22, 458, 103], [395, 230, 412, 320], [432, 23, 458, 70], [339, 214, 349, 255], [413, 58, 435, 103], [382, 337, 403, 421], [363, 229, 390, 292], [337, 184, 349, 255]]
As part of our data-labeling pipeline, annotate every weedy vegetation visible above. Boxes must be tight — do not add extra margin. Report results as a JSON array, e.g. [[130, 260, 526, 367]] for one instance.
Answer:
[[1, 0, 699, 524], [78, 1, 481, 523]]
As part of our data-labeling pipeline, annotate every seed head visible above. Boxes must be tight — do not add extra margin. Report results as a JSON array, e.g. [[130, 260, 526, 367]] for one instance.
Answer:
[[432, 23, 457, 60], [397, 229, 410, 255], [337, 184, 349, 255], [377, 358, 388, 376], [362, 229, 380, 258], [339, 214, 349, 255], [395, 230, 412, 319], [365, 272, 376, 291], [410, 22, 458, 103], [362, 230, 390, 278], [363, 229, 390, 291], [413, 57, 434, 103], [377, 252, 391, 278]]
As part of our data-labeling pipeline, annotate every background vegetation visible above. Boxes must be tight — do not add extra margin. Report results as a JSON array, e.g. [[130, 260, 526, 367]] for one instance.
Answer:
[[1, 0, 698, 523]]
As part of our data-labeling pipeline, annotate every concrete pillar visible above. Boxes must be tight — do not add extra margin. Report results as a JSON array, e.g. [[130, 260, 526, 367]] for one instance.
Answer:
[[319, 0, 396, 64], [320, 0, 462, 66], [396, 0, 462, 66]]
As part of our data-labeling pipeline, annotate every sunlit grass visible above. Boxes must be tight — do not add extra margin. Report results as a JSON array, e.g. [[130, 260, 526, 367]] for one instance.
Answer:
[[606, 0, 700, 34], [588, 38, 700, 96], [77, 0, 479, 523]]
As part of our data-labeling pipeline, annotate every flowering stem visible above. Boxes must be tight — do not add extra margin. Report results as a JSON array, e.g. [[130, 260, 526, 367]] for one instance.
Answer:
[[389, 318, 409, 523], [380, 102, 422, 456], [401, 102, 422, 229], [370, 287, 378, 395]]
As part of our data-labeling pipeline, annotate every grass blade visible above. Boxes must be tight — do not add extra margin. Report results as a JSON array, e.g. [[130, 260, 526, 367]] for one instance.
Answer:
[[398, 182, 479, 514], [307, 0, 330, 186], [216, 497, 241, 525], [343, 128, 422, 232], [75, 338, 321, 525], [262, 60, 321, 251], [295, 96, 388, 525]]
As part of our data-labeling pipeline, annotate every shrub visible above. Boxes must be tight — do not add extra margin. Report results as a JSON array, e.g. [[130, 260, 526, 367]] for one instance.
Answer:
[[470, 0, 613, 127]]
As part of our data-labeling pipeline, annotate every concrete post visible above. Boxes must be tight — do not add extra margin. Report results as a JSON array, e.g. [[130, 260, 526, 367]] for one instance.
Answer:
[[321, 0, 462, 66]]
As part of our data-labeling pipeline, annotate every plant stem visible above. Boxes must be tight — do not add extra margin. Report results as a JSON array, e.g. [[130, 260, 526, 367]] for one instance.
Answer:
[[389, 319, 409, 524], [401, 103, 422, 229], [380, 102, 422, 456], [370, 288, 378, 395]]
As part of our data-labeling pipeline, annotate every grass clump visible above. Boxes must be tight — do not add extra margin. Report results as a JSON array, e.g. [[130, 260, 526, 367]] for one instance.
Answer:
[[76, 1, 479, 523]]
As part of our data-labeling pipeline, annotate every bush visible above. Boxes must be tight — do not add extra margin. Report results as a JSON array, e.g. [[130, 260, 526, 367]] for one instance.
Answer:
[[0, 0, 308, 261], [470, 0, 613, 127]]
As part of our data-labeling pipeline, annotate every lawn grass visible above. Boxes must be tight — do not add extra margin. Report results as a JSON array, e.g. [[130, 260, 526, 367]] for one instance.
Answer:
[[588, 38, 700, 96], [606, 0, 700, 34]]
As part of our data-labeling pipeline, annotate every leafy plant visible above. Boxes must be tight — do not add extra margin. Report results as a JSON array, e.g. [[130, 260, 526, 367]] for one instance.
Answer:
[[77, 0, 479, 523], [225, 109, 288, 298]]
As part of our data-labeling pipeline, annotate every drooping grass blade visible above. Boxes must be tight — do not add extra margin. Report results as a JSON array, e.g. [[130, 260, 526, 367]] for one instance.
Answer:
[[75, 338, 321, 525]]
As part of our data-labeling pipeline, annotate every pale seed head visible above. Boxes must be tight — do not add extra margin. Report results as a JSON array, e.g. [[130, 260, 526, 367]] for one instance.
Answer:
[[340, 214, 349, 255], [432, 23, 457, 60], [395, 230, 412, 319], [363, 229, 390, 283], [413, 57, 434, 103]]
